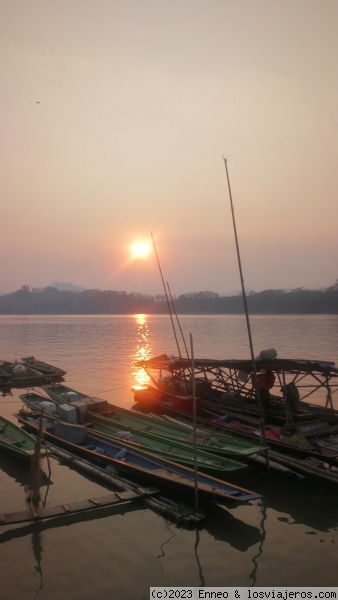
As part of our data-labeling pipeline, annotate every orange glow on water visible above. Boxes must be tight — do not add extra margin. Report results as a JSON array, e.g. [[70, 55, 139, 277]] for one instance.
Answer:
[[132, 314, 151, 389]]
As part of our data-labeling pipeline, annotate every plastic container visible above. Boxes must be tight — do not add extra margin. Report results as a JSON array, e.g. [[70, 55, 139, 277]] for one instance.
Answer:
[[259, 348, 277, 360]]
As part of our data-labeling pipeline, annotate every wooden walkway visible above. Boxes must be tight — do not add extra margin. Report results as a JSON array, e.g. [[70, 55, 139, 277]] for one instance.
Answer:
[[0, 487, 157, 526], [0, 442, 206, 527]]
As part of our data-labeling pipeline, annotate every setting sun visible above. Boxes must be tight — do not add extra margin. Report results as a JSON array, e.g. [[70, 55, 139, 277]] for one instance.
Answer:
[[131, 242, 150, 259]]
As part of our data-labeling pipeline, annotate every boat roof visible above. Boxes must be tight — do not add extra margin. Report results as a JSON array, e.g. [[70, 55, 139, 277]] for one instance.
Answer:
[[137, 354, 338, 376]]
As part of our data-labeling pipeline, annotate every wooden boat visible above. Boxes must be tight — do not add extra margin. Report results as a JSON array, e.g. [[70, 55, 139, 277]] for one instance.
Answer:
[[42, 383, 338, 467], [20, 356, 66, 380], [0, 368, 12, 386], [19, 391, 247, 474], [132, 384, 338, 463], [39, 386, 262, 457], [135, 355, 338, 429], [15, 410, 262, 504], [0, 415, 46, 460], [38, 388, 338, 485], [41, 383, 108, 414], [0, 358, 65, 388]]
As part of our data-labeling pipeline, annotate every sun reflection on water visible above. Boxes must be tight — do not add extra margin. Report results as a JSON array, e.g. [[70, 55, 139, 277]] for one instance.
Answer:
[[132, 314, 151, 390]]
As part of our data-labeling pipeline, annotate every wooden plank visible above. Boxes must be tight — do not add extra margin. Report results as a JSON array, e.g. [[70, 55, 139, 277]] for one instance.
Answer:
[[0, 491, 148, 526]]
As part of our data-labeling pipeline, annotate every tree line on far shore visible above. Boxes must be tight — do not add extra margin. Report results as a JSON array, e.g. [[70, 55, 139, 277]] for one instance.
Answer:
[[0, 282, 337, 314]]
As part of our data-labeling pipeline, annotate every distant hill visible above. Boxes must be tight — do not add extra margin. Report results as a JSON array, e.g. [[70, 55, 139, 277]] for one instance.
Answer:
[[49, 281, 87, 292], [0, 283, 337, 314]]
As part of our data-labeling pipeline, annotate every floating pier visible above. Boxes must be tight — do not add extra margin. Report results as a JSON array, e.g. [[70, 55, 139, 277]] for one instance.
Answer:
[[0, 488, 155, 526], [0, 441, 206, 527]]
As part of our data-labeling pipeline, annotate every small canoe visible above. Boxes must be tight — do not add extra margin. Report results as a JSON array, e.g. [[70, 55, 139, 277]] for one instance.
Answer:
[[41, 384, 262, 457], [19, 391, 246, 474], [0, 415, 46, 460], [20, 356, 66, 379], [16, 410, 261, 505]]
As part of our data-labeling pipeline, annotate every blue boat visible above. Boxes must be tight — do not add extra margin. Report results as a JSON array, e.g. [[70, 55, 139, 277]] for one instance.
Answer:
[[15, 410, 262, 505]]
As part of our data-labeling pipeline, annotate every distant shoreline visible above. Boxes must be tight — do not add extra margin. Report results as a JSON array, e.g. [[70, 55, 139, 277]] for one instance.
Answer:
[[0, 284, 337, 315]]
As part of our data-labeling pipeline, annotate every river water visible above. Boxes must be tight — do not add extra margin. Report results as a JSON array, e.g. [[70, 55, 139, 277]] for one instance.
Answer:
[[0, 314, 337, 599]]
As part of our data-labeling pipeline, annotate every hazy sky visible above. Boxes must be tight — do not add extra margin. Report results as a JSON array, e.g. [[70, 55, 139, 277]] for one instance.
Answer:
[[1, 0, 337, 296]]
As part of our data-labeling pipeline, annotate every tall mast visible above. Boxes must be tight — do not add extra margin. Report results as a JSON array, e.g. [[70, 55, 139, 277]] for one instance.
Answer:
[[223, 158, 268, 450], [167, 281, 190, 359], [151, 233, 182, 359]]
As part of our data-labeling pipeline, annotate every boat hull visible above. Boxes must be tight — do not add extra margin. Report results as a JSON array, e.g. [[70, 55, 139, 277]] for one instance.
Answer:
[[0, 415, 45, 460], [16, 410, 261, 504]]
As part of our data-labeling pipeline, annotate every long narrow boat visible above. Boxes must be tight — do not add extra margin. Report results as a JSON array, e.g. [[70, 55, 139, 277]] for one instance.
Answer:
[[40, 385, 262, 457], [41, 383, 338, 466], [15, 410, 261, 504], [132, 384, 338, 464], [38, 388, 338, 484], [20, 356, 66, 380], [19, 391, 247, 474], [41, 383, 108, 414], [0, 415, 46, 460]]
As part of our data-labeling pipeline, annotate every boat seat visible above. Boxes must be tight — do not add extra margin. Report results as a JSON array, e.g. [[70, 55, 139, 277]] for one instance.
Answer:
[[0, 434, 14, 443]]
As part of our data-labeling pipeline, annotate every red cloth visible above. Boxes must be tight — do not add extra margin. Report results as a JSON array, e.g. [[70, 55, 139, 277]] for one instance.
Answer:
[[257, 372, 275, 390]]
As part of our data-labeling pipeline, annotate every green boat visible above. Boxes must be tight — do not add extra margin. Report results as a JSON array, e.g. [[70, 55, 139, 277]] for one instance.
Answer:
[[41, 385, 262, 457], [21, 391, 247, 473], [0, 414, 46, 460]]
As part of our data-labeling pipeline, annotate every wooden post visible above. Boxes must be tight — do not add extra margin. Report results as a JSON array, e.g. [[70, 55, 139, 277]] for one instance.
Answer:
[[190, 333, 199, 510]]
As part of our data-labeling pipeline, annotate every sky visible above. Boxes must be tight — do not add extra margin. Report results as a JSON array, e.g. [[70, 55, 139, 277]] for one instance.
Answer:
[[1, 0, 337, 297]]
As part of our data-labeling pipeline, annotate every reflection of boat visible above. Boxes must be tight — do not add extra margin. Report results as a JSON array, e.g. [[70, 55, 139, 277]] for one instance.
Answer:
[[0, 415, 46, 460], [20, 356, 66, 379], [19, 391, 247, 474], [16, 410, 262, 505], [204, 503, 262, 551]]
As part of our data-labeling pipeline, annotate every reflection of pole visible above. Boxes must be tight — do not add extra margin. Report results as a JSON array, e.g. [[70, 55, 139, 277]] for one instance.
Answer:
[[223, 158, 268, 461], [249, 499, 267, 586], [194, 528, 205, 586], [167, 281, 190, 359], [151, 233, 182, 359], [190, 333, 199, 510], [32, 526, 43, 593]]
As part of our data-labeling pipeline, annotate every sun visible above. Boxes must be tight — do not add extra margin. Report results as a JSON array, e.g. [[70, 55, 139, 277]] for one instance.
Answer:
[[131, 242, 150, 259]]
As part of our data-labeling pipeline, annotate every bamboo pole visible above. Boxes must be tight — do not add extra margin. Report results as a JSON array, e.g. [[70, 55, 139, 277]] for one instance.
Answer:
[[151, 233, 182, 359], [167, 281, 190, 359], [190, 333, 199, 510], [223, 158, 269, 464]]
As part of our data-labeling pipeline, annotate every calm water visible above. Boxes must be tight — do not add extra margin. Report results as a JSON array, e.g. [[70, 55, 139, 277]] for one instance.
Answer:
[[0, 314, 338, 599]]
